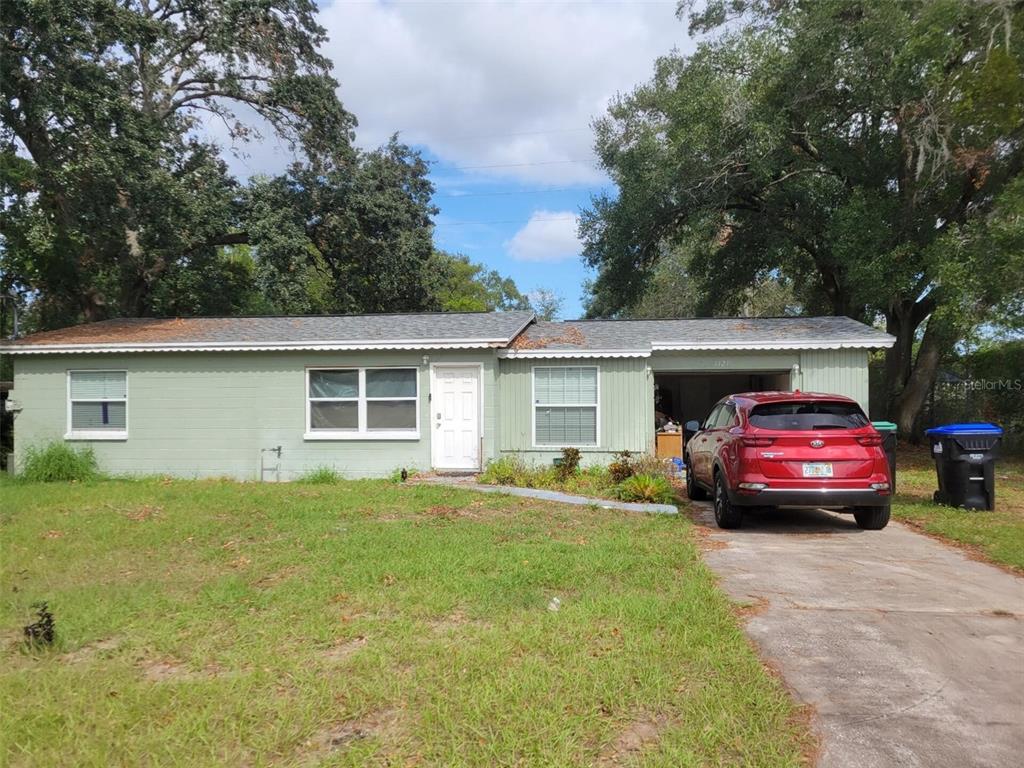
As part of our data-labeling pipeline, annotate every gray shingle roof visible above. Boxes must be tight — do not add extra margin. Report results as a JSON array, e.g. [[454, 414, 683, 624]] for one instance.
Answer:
[[3, 312, 895, 354], [4, 311, 536, 351], [509, 316, 894, 353]]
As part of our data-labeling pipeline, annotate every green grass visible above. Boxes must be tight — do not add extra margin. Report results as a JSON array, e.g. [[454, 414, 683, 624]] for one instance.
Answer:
[[891, 447, 1024, 572], [0, 478, 807, 766]]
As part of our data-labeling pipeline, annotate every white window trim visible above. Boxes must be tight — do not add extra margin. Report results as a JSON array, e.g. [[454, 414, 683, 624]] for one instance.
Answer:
[[65, 369, 128, 441], [531, 365, 600, 449], [304, 366, 420, 440]]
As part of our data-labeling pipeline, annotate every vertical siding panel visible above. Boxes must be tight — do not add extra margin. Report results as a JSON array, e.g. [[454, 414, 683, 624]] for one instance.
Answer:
[[497, 356, 651, 464]]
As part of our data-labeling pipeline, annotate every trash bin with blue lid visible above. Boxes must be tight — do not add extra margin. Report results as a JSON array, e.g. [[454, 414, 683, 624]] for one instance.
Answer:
[[871, 421, 898, 493], [925, 423, 1003, 510]]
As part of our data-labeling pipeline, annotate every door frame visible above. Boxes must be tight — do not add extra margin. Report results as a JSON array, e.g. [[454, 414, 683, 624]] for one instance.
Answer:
[[429, 362, 485, 470]]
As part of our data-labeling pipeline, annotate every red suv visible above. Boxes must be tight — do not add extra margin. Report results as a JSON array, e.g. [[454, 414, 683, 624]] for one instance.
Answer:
[[684, 392, 892, 530]]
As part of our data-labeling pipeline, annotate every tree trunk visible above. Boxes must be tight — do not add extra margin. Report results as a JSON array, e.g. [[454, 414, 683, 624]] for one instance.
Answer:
[[891, 315, 946, 439]]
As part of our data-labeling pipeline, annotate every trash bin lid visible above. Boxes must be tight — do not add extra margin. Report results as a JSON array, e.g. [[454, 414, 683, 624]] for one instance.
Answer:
[[925, 422, 1003, 436], [871, 421, 898, 432]]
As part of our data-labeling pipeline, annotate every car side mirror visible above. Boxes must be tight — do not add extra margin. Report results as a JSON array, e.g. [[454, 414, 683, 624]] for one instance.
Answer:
[[685, 420, 701, 433]]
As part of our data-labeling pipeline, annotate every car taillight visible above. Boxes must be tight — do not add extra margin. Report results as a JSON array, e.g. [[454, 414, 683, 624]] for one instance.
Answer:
[[741, 436, 775, 447], [857, 435, 882, 446]]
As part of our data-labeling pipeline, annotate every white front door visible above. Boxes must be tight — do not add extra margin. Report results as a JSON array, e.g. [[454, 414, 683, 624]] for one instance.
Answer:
[[431, 366, 481, 470]]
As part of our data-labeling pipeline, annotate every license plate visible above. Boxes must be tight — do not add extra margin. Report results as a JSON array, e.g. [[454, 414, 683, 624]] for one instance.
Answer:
[[803, 462, 834, 478]]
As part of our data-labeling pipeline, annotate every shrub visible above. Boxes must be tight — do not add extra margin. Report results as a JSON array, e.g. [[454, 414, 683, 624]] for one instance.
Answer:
[[21, 442, 98, 483], [388, 467, 416, 483], [23, 602, 55, 648], [479, 456, 530, 486], [298, 466, 342, 484], [629, 453, 673, 479], [608, 450, 635, 484], [616, 473, 676, 504], [556, 447, 581, 480]]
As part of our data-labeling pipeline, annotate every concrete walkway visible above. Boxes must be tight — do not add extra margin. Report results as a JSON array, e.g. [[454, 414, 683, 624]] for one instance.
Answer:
[[690, 502, 1024, 768], [416, 476, 678, 515]]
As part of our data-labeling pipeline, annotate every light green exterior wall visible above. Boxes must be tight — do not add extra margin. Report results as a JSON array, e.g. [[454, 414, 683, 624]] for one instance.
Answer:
[[797, 349, 870, 411], [12, 350, 499, 480], [497, 357, 653, 464], [649, 350, 799, 373], [11, 345, 872, 478], [497, 349, 871, 467]]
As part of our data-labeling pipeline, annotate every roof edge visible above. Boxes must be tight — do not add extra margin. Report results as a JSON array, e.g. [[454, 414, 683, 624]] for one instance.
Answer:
[[651, 338, 895, 351], [0, 339, 508, 355], [499, 349, 651, 359]]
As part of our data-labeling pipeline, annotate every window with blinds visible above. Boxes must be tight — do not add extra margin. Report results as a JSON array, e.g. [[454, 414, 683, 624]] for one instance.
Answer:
[[533, 366, 598, 446], [307, 368, 419, 438], [68, 370, 127, 437]]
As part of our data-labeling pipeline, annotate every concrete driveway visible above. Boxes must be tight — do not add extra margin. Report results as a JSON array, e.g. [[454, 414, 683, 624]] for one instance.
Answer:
[[690, 502, 1024, 768]]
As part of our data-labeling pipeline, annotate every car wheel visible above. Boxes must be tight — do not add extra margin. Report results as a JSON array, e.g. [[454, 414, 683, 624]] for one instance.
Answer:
[[853, 506, 890, 530], [685, 457, 708, 501], [713, 473, 743, 529]]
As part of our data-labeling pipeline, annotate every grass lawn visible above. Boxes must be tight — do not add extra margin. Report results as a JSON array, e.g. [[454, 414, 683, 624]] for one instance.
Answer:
[[1, 478, 808, 767], [891, 446, 1024, 572]]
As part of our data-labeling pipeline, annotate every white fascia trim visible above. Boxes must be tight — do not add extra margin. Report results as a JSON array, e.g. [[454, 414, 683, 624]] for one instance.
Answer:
[[2, 339, 506, 355], [498, 349, 650, 359], [651, 338, 896, 351]]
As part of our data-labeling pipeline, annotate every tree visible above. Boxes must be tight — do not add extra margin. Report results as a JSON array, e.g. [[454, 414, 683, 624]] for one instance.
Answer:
[[581, 0, 1024, 433], [1, 0, 353, 326], [244, 138, 439, 315], [425, 252, 532, 313], [530, 288, 564, 321]]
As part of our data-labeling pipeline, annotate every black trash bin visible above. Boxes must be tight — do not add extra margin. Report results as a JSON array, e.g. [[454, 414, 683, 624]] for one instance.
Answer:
[[872, 421, 898, 493], [925, 423, 1003, 511]]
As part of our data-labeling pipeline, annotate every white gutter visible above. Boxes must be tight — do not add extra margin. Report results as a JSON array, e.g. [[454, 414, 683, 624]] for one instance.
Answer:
[[0, 339, 510, 355], [498, 349, 650, 359], [651, 338, 895, 351]]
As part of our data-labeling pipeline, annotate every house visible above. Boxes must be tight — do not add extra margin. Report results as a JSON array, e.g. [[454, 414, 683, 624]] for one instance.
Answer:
[[1, 312, 895, 479]]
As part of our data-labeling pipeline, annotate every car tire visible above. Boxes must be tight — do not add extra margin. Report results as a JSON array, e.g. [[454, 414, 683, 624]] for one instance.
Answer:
[[685, 457, 708, 501], [713, 473, 743, 529], [853, 506, 890, 530]]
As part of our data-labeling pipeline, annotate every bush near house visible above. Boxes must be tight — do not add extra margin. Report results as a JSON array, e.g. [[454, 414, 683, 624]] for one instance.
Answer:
[[19, 442, 99, 483], [479, 452, 679, 503]]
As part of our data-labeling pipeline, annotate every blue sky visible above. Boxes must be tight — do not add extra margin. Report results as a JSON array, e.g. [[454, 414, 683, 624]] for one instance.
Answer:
[[216, 1, 694, 318], [429, 150, 611, 317]]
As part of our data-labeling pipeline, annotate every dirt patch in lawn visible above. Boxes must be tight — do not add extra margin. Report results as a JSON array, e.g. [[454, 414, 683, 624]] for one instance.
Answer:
[[255, 565, 307, 588], [300, 708, 403, 762], [322, 636, 367, 662], [595, 711, 674, 766], [424, 610, 492, 633], [124, 504, 162, 521], [140, 657, 226, 682], [60, 637, 121, 664]]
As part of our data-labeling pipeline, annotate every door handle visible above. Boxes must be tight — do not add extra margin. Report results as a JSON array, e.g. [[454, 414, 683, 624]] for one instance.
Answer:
[[436, 413, 441, 419]]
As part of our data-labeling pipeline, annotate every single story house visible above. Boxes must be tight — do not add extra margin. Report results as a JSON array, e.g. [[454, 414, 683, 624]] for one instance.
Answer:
[[2, 312, 895, 479]]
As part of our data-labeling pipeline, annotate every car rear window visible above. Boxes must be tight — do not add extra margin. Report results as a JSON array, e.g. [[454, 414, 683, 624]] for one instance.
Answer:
[[748, 401, 869, 431]]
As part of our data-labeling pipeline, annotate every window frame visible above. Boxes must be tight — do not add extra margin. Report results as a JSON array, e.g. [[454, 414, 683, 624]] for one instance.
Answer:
[[304, 366, 420, 441], [531, 365, 600, 449], [65, 369, 129, 441]]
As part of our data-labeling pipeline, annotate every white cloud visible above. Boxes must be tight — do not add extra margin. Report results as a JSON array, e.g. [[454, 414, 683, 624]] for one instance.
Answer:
[[317, 0, 694, 185], [505, 210, 581, 262]]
